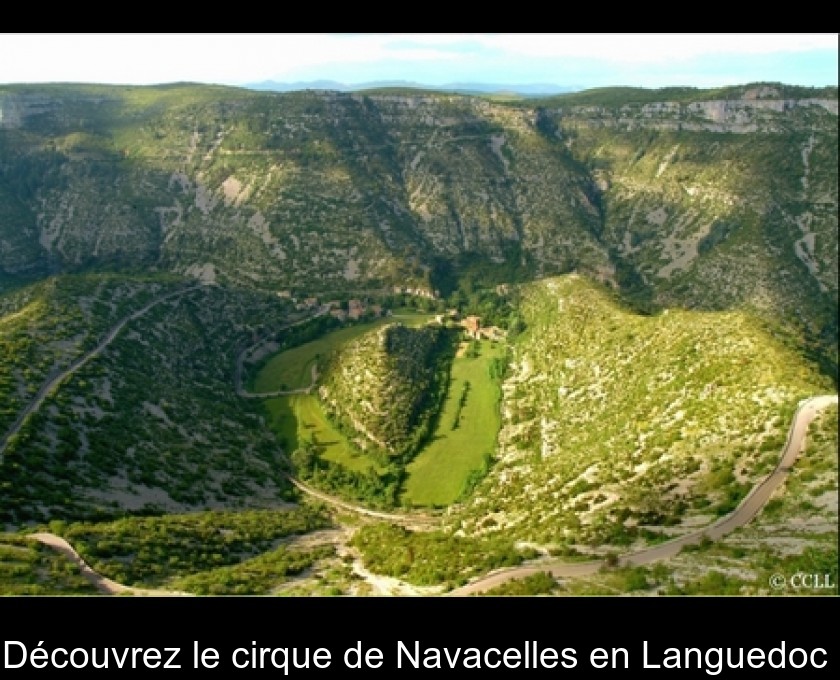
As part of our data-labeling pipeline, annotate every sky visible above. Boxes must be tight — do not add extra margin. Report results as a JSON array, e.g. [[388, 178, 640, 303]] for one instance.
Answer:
[[1, 34, 837, 90]]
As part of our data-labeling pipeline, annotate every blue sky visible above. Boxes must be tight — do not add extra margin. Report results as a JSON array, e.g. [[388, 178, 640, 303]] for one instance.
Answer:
[[1, 34, 836, 89]]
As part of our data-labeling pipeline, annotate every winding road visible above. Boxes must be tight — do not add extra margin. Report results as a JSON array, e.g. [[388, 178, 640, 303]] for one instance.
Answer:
[[29, 394, 834, 596], [0, 285, 201, 461], [287, 476, 439, 529], [11, 291, 835, 596], [27, 532, 190, 596], [449, 394, 838, 595], [233, 306, 329, 399]]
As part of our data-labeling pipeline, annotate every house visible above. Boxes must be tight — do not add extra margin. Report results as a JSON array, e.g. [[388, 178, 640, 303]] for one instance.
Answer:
[[478, 325, 506, 341], [348, 299, 364, 320], [462, 315, 481, 339]]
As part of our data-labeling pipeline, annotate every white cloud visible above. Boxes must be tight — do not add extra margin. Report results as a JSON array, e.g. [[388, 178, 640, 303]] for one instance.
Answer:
[[0, 33, 836, 86], [0, 34, 466, 85]]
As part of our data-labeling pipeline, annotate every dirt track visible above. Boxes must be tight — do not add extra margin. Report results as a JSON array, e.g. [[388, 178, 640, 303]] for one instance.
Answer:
[[288, 477, 439, 530]]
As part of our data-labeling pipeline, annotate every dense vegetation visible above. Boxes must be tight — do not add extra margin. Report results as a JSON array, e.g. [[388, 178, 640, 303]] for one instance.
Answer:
[[480, 571, 557, 596], [0, 533, 99, 595], [0, 82, 836, 596], [319, 323, 454, 458], [55, 506, 330, 591], [256, 316, 449, 509], [350, 523, 538, 588]]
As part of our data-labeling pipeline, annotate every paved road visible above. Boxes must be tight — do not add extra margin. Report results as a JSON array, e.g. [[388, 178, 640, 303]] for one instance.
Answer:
[[29, 395, 835, 596], [233, 306, 329, 398], [17, 291, 834, 598], [0, 286, 201, 461], [449, 394, 838, 596], [288, 477, 439, 529], [28, 532, 190, 596]]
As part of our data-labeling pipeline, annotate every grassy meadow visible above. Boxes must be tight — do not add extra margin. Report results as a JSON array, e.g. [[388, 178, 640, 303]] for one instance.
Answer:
[[401, 340, 505, 506], [265, 394, 383, 473], [251, 313, 431, 393]]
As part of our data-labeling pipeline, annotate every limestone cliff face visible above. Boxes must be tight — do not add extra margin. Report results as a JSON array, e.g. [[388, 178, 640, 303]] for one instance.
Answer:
[[552, 97, 838, 132], [0, 83, 836, 363], [0, 93, 55, 129], [548, 91, 837, 340], [0, 85, 613, 291]]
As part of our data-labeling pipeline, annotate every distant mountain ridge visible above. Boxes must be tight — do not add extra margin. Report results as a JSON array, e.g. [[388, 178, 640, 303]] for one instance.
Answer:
[[245, 79, 581, 96]]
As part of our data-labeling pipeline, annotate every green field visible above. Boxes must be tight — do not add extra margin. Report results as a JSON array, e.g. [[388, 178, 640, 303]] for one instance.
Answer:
[[252, 314, 431, 393], [401, 340, 505, 506], [258, 314, 433, 475], [265, 394, 383, 474], [259, 316, 500, 500]]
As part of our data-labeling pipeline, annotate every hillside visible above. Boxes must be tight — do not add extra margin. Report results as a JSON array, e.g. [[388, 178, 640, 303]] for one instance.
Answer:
[[1, 82, 835, 371], [319, 322, 452, 458], [542, 86, 838, 373], [0, 82, 836, 595], [451, 276, 833, 551], [0, 274, 297, 524]]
